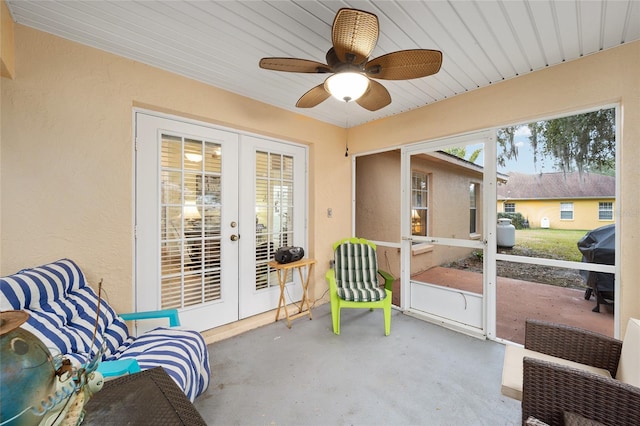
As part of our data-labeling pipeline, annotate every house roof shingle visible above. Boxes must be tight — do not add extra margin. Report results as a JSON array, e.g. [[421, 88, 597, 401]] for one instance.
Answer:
[[496, 172, 615, 200]]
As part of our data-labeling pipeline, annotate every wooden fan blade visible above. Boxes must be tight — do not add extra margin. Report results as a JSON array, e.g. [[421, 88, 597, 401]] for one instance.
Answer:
[[259, 57, 331, 73], [356, 80, 391, 111], [365, 49, 443, 80], [332, 8, 379, 65], [296, 84, 331, 108]]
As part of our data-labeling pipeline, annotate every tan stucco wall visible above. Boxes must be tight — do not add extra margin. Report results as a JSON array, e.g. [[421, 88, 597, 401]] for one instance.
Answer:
[[355, 150, 401, 242], [0, 0, 13, 269], [0, 25, 350, 313], [350, 40, 640, 330]]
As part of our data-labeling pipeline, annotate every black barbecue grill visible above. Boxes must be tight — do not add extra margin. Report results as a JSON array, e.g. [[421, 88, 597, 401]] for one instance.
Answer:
[[577, 224, 615, 313]]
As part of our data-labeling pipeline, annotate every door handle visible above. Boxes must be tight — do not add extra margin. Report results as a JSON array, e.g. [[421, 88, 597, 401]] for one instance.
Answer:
[[230, 234, 240, 241]]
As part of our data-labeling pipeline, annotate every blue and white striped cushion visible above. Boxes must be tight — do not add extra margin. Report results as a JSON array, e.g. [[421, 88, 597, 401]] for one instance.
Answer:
[[0, 259, 130, 364], [0, 259, 210, 402], [117, 328, 210, 402], [334, 242, 387, 302]]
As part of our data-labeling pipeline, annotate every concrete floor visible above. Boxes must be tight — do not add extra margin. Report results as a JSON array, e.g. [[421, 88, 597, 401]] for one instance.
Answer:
[[194, 303, 521, 425]]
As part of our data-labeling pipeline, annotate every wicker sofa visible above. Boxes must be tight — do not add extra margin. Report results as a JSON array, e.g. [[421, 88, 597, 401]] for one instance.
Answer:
[[520, 319, 640, 426], [0, 258, 210, 402]]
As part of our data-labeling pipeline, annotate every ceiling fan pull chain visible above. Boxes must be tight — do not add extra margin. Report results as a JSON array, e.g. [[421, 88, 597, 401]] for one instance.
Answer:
[[345, 101, 350, 157]]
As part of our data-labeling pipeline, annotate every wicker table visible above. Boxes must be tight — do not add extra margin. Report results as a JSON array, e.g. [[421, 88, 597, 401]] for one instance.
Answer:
[[83, 367, 206, 425]]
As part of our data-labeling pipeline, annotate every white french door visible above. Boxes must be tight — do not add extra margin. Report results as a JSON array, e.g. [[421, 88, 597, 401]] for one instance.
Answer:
[[136, 113, 239, 331], [238, 135, 307, 318], [135, 112, 307, 331]]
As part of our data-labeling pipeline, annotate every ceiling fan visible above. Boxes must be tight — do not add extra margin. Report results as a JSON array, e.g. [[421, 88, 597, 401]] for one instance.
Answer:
[[259, 8, 442, 112]]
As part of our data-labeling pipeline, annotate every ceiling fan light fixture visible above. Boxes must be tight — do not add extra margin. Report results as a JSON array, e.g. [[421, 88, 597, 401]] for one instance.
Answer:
[[325, 72, 369, 102]]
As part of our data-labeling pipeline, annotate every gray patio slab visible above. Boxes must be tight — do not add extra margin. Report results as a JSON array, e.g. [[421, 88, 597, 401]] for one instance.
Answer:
[[194, 303, 521, 425]]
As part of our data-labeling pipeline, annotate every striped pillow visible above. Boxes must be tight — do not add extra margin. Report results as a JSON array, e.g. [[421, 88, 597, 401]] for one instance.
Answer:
[[0, 259, 131, 364], [334, 242, 387, 302]]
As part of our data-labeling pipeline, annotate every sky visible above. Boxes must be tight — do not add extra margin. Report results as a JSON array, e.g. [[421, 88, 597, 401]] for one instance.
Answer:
[[463, 126, 556, 175], [497, 126, 556, 174]]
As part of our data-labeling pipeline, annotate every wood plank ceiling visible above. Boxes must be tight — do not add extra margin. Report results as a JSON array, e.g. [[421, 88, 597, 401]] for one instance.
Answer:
[[6, 0, 639, 127]]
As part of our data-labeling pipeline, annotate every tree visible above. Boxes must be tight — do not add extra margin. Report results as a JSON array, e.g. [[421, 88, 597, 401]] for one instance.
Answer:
[[497, 108, 615, 175], [444, 146, 483, 164], [496, 126, 518, 168]]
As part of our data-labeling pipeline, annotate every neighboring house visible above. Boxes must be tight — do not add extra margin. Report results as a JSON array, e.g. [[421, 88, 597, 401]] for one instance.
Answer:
[[497, 172, 615, 230]]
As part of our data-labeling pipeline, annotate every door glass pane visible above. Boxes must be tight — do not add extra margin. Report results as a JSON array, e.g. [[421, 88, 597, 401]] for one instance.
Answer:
[[162, 136, 182, 169], [413, 147, 484, 241], [204, 142, 221, 173], [407, 142, 485, 331], [184, 139, 202, 170], [410, 143, 485, 296], [160, 133, 223, 309], [254, 151, 295, 291]]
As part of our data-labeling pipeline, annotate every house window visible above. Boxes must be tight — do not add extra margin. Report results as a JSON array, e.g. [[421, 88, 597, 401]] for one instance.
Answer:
[[560, 202, 574, 220], [599, 202, 613, 220], [411, 172, 428, 236], [504, 202, 515, 213], [470, 183, 479, 234]]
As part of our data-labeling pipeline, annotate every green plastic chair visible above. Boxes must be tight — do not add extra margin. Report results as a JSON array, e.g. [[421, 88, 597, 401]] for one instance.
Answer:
[[325, 237, 394, 335]]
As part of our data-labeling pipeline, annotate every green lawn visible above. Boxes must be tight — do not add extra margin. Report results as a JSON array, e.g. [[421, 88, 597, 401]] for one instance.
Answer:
[[513, 228, 589, 262]]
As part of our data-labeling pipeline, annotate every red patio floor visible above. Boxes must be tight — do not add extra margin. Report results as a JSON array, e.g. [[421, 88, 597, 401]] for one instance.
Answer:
[[396, 267, 613, 345]]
